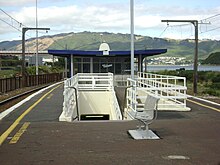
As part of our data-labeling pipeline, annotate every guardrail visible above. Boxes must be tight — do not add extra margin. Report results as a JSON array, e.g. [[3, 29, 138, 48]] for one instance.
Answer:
[[126, 72, 189, 113], [62, 73, 120, 121], [114, 74, 131, 86], [0, 73, 63, 94], [111, 91, 123, 120], [126, 78, 137, 113], [64, 73, 114, 91]]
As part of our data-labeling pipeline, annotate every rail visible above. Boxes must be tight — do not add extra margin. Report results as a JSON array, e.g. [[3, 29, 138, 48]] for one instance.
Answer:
[[61, 73, 121, 121], [126, 78, 137, 113], [111, 91, 122, 120], [126, 72, 189, 113], [64, 73, 113, 91]]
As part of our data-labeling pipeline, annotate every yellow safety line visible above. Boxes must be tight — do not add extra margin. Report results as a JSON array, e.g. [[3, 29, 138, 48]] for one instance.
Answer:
[[0, 84, 61, 146], [9, 122, 30, 144], [187, 99, 220, 112], [47, 93, 54, 99]]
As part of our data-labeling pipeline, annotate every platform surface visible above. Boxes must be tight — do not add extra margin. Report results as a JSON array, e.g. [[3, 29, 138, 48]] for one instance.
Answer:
[[0, 84, 220, 165]]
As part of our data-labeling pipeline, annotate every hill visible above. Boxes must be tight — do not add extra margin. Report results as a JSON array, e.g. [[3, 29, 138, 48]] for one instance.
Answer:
[[202, 52, 220, 65], [1, 31, 220, 61]]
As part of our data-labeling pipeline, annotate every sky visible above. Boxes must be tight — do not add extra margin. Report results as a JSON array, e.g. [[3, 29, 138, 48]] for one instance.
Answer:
[[0, 0, 220, 42]]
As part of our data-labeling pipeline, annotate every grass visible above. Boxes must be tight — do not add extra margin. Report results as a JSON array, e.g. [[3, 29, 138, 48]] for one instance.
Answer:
[[155, 70, 220, 97], [0, 70, 20, 79]]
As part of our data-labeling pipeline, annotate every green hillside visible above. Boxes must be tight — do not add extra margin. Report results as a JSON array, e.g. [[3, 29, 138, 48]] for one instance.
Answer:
[[202, 52, 220, 65], [1, 31, 220, 61], [48, 32, 220, 60]]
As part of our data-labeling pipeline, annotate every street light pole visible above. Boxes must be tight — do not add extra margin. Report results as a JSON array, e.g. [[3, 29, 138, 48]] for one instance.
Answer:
[[130, 0, 134, 79], [161, 20, 199, 95]]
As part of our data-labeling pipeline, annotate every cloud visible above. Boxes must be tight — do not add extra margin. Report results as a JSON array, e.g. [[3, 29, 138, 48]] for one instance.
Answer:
[[0, 1, 220, 41], [11, 4, 131, 33], [0, 0, 62, 7], [0, 0, 34, 6]]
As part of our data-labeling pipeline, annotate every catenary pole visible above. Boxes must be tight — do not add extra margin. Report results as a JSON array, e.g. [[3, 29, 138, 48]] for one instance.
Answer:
[[22, 27, 50, 87], [36, 0, 39, 75], [161, 20, 199, 95]]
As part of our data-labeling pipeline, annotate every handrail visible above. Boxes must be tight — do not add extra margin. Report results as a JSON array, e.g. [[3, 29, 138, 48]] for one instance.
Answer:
[[61, 73, 119, 121], [125, 72, 189, 113], [68, 86, 79, 121]]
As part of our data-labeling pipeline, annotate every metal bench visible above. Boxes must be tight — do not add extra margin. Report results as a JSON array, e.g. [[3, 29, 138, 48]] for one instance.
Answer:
[[128, 94, 160, 140]]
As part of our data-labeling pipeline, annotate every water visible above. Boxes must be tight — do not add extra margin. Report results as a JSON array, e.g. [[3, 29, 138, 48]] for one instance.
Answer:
[[145, 65, 220, 72]]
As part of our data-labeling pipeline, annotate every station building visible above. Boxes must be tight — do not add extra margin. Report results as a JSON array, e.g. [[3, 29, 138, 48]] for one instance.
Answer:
[[48, 43, 167, 77]]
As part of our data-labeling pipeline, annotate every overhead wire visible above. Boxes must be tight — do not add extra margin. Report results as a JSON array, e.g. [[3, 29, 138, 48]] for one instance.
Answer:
[[0, 17, 21, 32], [0, 8, 26, 27], [37, 31, 66, 49], [199, 14, 220, 34], [200, 14, 220, 22], [158, 25, 169, 38], [0, 7, 33, 39], [159, 13, 220, 39], [200, 26, 220, 34], [48, 35, 66, 49]]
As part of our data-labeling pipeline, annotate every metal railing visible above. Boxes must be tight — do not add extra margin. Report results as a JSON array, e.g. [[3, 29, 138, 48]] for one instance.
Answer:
[[64, 73, 114, 91], [126, 78, 137, 113], [62, 73, 122, 121], [126, 72, 189, 113], [0, 73, 63, 93], [111, 90, 123, 120], [113, 74, 131, 87]]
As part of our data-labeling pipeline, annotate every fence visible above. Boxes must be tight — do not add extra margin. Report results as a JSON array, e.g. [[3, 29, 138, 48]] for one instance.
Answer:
[[0, 73, 63, 93]]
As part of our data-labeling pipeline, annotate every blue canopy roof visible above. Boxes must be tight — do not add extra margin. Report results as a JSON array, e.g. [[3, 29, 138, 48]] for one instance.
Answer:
[[48, 49, 167, 57]]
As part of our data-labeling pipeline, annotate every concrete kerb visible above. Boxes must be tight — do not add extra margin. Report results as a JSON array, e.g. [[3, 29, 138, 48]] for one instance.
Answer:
[[187, 94, 220, 107], [0, 81, 64, 120]]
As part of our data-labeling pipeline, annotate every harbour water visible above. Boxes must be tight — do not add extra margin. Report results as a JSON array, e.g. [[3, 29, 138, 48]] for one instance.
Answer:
[[146, 65, 220, 72]]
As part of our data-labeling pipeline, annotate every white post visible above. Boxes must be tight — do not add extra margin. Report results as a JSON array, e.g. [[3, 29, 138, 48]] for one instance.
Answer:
[[65, 57, 67, 78], [130, 0, 134, 79], [90, 58, 93, 73], [71, 55, 74, 77]]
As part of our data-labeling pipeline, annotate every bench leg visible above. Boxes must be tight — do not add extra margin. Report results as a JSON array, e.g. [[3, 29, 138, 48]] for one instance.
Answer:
[[128, 122, 160, 140]]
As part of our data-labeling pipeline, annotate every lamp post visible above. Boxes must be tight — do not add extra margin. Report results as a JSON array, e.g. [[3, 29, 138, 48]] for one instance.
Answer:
[[130, 0, 134, 79]]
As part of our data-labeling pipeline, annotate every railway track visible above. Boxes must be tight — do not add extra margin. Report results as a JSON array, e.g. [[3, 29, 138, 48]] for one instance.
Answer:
[[0, 85, 51, 113]]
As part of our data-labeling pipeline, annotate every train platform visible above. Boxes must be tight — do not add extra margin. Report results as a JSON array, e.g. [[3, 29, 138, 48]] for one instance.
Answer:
[[0, 82, 220, 165]]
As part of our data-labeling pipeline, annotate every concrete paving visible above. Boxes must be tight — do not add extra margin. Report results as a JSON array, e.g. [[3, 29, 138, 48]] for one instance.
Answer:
[[0, 83, 220, 165]]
